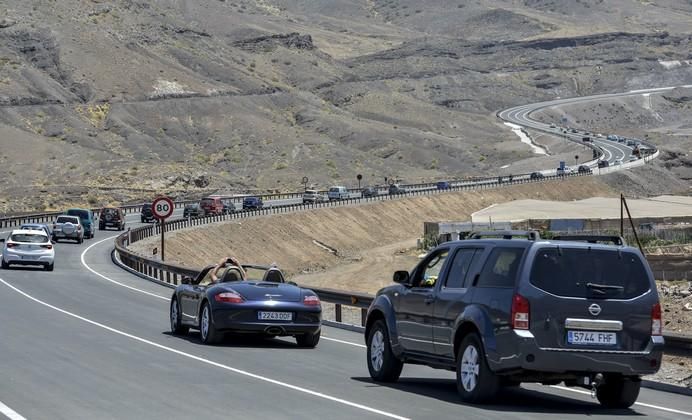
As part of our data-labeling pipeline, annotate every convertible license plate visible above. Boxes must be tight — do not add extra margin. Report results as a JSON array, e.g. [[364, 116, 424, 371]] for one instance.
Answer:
[[567, 330, 617, 346], [22, 255, 37, 260], [258, 311, 292, 321]]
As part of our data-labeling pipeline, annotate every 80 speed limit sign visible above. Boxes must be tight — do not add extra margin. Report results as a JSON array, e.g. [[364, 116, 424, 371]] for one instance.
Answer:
[[152, 196, 174, 220]]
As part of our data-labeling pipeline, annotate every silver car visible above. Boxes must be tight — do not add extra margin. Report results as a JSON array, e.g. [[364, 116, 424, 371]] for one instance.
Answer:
[[52, 215, 84, 243], [1, 229, 55, 271]]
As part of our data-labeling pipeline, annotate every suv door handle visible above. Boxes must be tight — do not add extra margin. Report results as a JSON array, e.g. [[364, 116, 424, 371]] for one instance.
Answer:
[[424, 297, 435, 304]]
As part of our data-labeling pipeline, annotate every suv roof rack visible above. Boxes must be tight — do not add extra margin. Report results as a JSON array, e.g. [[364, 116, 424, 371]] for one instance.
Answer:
[[467, 230, 541, 241], [551, 235, 626, 246]]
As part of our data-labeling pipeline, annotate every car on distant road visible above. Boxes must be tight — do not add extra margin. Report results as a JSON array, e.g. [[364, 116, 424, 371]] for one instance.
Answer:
[[388, 184, 408, 195], [302, 189, 327, 204], [529, 172, 545, 180], [200, 196, 225, 215], [183, 203, 204, 218], [169, 262, 322, 347], [141, 203, 156, 223], [361, 187, 379, 198], [364, 231, 662, 408], [614, 159, 623, 166], [222, 200, 236, 215], [1, 229, 55, 271], [52, 215, 84, 243], [577, 165, 592, 174], [436, 181, 451, 190], [629, 155, 639, 162], [243, 196, 264, 210], [556, 166, 573, 176], [66, 208, 96, 239], [327, 186, 349, 200], [598, 160, 610, 168], [19, 223, 52, 238], [98, 207, 126, 231]]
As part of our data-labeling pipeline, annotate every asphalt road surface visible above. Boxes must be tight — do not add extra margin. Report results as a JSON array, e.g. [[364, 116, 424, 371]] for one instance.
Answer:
[[1, 224, 691, 420]]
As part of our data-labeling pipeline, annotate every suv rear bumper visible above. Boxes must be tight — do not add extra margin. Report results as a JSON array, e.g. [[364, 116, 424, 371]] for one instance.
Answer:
[[497, 332, 664, 376]]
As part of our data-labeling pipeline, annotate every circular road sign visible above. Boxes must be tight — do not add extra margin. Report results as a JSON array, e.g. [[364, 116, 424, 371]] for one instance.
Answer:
[[152, 196, 174, 220]]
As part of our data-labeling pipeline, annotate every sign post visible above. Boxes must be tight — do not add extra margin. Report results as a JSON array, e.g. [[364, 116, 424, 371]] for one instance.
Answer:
[[356, 174, 362, 189], [152, 196, 174, 261], [302, 176, 309, 191]]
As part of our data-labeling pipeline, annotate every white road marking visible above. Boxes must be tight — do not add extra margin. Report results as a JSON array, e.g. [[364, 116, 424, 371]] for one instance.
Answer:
[[0, 278, 409, 420], [551, 385, 692, 417], [0, 400, 26, 420], [322, 336, 366, 348], [80, 236, 168, 301]]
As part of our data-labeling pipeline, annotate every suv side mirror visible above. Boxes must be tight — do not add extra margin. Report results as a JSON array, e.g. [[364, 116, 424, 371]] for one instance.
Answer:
[[181, 276, 191, 285], [393, 270, 410, 285]]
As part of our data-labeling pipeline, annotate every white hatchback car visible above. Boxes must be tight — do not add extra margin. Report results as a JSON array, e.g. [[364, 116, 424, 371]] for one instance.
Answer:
[[1, 229, 55, 271]]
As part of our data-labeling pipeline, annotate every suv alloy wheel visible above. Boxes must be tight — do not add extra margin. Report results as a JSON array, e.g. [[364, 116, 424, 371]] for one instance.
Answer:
[[366, 320, 403, 382], [456, 333, 500, 403]]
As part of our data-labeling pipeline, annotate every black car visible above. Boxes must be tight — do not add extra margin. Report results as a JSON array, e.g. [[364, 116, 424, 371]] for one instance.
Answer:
[[529, 172, 545, 180], [361, 187, 379, 198], [364, 231, 662, 408], [99, 207, 126, 230], [598, 160, 610, 168], [577, 165, 592, 174], [140, 203, 155, 223], [388, 184, 407, 195], [170, 263, 322, 347], [183, 203, 204, 218], [243, 196, 264, 210]]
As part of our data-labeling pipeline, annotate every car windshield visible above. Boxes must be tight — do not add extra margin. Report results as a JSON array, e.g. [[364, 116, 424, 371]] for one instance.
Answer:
[[67, 209, 89, 219], [56, 216, 79, 224], [530, 247, 650, 299], [10, 233, 48, 243], [329, 188, 339, 193]]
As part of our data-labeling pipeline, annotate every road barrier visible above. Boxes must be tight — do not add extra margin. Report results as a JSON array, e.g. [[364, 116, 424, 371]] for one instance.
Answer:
[[112, 175, 691, 354]]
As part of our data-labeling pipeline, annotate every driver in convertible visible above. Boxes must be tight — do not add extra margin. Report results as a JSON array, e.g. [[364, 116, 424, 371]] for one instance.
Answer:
[[210, 256, 247, 283]]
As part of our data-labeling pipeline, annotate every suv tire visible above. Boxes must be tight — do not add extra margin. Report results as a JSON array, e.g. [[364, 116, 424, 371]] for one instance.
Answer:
[[366, 320, 403, 382], [596, 375, 641, 409], [456, 333, 500, 403]]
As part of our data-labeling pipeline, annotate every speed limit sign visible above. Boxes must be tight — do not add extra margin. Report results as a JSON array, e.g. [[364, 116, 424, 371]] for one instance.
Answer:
[[152, 196, 174, 220]]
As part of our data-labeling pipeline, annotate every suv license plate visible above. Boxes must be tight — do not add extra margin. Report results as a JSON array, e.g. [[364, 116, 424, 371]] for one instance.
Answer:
[[567, 331, 617, 346], [258, 311, 292, 321]]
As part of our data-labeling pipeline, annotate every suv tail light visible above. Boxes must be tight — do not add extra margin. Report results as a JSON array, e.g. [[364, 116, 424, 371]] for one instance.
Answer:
[[511, 294, 530, 330], [214, 291, 244, 304], [52, 224, 57, 229], [303, 295, 320, 306], [651, 303, 662, 336]]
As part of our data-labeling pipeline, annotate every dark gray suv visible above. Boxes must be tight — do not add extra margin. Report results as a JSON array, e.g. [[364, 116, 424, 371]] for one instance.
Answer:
[[364, 231, 663, 408]]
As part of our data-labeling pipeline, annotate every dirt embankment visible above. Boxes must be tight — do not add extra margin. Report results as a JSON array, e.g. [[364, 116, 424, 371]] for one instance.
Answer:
[[131, 176, 616, 282]]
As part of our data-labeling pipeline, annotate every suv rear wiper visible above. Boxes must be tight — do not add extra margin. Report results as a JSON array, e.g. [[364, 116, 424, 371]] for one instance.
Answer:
[[586, 282, 624, 291]]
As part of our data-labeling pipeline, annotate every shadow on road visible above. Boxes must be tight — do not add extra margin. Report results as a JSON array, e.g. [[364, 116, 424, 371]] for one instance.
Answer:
[[351, 377, 641, 416], [162, 331, 311, 349]]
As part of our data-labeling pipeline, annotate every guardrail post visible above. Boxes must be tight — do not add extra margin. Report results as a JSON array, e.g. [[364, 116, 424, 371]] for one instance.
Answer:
[[361, 308, 367, 327], [335, 304, 342, 323]]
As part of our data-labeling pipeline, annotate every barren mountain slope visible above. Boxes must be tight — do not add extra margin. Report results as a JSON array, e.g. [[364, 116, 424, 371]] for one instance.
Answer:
[[0, 0, 690, 211]]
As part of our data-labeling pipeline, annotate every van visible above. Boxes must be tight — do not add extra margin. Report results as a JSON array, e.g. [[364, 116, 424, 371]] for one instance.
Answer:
[[200, 196, 224, 215], [327, 186, 349, 200], [66, 208, 96, 239]]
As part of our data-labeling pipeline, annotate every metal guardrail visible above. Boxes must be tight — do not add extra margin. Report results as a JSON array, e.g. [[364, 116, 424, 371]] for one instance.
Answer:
[[112, 178, 692, 353]]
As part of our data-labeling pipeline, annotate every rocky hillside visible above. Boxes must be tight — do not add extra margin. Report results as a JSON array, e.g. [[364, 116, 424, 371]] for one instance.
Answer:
[[0, 0, 691, 212]]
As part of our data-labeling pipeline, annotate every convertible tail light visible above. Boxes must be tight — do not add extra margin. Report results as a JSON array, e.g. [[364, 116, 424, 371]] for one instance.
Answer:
[[651, 303, 662, 336], [41, 244, 53, 249], [6, 242, 17, 248], [511, 294, 530, 330], [214, 291, 244, 304], [303, 295, 320, 306]]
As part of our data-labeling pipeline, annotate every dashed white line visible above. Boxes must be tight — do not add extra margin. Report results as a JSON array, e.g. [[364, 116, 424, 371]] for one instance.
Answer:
[[0, 278, 409, 420], [80, 236, 168, 301], [0, 400, 26, 420], [551, 385, 692, 417]]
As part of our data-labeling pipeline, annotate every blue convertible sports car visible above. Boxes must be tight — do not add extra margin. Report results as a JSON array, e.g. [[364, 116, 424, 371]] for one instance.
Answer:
[[169, 262, 322, 347]]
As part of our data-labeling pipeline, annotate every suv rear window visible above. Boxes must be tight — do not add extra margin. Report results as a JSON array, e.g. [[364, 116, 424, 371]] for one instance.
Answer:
[[530, 247, 650, 299], [56, 216, 79, 224]]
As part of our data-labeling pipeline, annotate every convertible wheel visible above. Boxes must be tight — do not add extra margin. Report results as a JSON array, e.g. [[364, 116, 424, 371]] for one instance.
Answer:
[[596, 375, 641, 409], [367, 320, 403, 382], [456, 333, 500, 403], [200, 303, 222, 344], [296, 330, 320, 348], [170, 298, 189, 335]]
